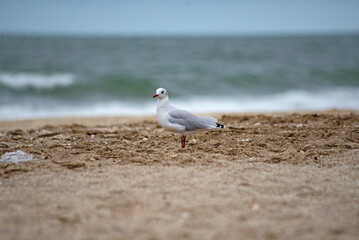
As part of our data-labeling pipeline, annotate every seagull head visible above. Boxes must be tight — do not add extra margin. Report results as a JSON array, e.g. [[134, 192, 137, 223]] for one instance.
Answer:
[[153, 88, 168, 99]]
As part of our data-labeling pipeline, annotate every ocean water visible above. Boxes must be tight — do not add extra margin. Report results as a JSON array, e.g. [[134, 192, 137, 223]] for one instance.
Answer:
[[0, 35, 359, 120]]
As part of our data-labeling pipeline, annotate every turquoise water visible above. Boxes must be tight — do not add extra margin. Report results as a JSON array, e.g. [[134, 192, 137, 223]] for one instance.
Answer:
[[1, 35, 359, 120]]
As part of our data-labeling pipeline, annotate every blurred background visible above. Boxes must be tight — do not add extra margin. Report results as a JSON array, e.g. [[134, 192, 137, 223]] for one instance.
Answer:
[[0, 0, 359, 120]]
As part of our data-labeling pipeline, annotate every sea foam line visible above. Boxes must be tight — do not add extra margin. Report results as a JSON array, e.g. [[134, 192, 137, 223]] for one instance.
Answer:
[[0, 88, 358, 121], [176, 88, 359, 113]]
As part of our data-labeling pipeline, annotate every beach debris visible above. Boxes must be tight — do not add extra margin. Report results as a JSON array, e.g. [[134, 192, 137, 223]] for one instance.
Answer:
[[0, 150, 35, 163], [228, 126, 245, 130], [181, 212, 190, 218], [37, 131, 61, 138], [250, 203, 259, 211], [134, 204, 142, 211], [60, 161, 86, 169], [0, 142, 9, 148]]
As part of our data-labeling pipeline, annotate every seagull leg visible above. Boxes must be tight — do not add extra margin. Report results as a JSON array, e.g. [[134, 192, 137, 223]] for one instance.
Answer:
[[181, 136, 186, 148]]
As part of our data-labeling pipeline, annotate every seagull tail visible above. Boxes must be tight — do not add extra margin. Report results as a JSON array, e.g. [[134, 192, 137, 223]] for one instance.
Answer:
[[198, 116, 225, 129]]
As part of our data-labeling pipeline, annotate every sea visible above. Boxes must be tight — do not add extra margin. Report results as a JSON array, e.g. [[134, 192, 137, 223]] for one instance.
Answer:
[[1, 34, 358, 121]]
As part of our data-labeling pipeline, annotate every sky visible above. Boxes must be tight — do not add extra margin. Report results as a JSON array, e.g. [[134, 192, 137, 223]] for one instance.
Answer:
[[1, 0, 359, 36]]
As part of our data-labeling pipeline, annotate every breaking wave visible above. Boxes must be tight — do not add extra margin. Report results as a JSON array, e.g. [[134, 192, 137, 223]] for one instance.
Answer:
[[1, 87, 358, 121], [0, 73, 76, 90]]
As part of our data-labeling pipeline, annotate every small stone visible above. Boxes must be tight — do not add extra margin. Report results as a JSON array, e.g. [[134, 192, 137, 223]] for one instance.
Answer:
[[171, 154, 178, 158], [181, 212, 190, 218], [250, 203, 259, 211]]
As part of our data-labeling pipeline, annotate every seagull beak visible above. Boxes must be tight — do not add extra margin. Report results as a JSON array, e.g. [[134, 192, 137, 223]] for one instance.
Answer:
[[153, 94, 159, 98]]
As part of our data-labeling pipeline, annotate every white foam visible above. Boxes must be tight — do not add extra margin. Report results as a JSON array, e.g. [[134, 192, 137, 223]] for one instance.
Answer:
[[1, 150, 35, 163], [172, 87, 359, 113], [0, 87, 358, 121], [0, 101, 156, 120], [0, 73, 75, 90]]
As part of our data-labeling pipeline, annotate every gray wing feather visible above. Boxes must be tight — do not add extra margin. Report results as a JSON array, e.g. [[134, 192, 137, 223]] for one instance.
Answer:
[[168, 109, 217, 131]]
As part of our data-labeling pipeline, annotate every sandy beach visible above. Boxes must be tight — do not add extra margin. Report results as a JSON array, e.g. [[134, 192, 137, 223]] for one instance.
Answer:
[[0, 110, 358, 240]]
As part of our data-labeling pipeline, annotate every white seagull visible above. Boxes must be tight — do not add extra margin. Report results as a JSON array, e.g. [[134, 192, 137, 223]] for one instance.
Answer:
[[153, 88, 225, 148]]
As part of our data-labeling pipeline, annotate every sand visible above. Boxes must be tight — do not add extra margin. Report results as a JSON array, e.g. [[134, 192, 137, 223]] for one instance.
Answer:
[[0, 111, 358, 240]]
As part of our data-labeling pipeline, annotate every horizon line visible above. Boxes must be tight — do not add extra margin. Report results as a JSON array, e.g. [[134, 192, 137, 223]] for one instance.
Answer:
[[1, 29, 359, 38]]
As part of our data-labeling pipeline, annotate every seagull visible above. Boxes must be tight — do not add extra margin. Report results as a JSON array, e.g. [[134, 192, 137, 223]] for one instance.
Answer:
[[153, 88, 225, 148]]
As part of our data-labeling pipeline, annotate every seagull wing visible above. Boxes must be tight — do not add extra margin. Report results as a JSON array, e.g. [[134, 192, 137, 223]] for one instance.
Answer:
[[168, 109, 217, 131]]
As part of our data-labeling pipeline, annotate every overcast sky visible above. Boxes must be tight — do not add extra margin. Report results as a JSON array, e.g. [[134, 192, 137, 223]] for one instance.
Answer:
[[1, 0, 359, 36]]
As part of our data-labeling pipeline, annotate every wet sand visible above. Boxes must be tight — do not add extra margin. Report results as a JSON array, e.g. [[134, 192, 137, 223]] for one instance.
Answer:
[[0, 111, 358, 240]]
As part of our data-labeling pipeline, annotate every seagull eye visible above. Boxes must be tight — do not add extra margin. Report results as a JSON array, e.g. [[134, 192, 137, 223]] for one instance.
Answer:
[[161, 91, 164, 94]]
